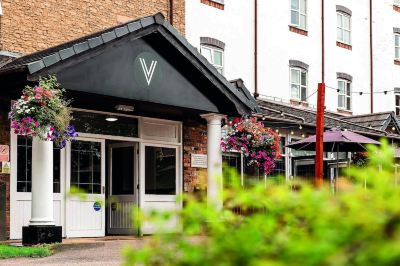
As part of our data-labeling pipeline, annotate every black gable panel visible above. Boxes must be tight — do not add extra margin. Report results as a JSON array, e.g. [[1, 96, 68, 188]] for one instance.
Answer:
[[53, 37, 219, 113]]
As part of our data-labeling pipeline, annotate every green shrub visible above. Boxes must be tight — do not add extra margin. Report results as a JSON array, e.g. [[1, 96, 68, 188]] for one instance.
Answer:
[[123, 140, 400, 266]]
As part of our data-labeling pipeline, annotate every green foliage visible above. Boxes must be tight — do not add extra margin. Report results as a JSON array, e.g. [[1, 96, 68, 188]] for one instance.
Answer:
[[0, 244, 54, 259], [123, 140, 400, 266]]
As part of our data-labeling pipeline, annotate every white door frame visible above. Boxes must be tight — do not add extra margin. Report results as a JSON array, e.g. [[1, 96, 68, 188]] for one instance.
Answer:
[[107, 142, 139, 235], [139, 142, 182, 235], [65, 137, 106, 238]]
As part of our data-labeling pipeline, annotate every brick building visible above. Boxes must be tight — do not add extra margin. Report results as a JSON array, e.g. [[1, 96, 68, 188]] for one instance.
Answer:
[[0, 1, 258, 243], [0, 0, 184, 56]]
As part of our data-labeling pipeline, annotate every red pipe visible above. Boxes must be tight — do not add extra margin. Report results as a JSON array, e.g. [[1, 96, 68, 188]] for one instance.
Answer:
[[321, 0, 325, 82], [369, 0, 374, 113], [315, 83, 325, 187], [315, 0, 325, 186], [169, 0, 174, 25], [254, 0, 259, 98]]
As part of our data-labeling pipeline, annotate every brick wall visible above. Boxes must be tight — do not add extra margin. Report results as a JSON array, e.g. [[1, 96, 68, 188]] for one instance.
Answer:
[[0, 100, 10, 240], [0, 0, 185, 55], [183, 120, 208, 193]]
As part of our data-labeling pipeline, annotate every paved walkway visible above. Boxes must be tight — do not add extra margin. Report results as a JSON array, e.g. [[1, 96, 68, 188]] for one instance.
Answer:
[[2, 238, 145, 266]]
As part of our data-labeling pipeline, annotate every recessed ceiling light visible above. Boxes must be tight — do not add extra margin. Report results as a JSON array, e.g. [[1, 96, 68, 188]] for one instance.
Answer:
[[105, 117, 118, 122]]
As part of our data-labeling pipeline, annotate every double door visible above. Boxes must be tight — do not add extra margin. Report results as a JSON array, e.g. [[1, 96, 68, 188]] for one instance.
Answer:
[[65, 138, 180, 237]]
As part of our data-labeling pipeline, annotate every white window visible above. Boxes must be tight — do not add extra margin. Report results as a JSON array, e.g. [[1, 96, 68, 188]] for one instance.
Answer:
[[396, 94, 400, 116], [395, 34, 400, 60], [290, 67, 307, 101], [290, 0, 307, 30], [395, 0, 400, 6], [337, 12, 351, 45], [338, 79, 351, 111], [200, 45, 224, 74]]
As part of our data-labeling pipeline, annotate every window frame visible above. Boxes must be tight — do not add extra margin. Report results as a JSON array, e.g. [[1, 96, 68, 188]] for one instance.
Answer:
[[200, 44, 224, 74], [395, 93, 400, 116], [337, 79, 352, 111], [16, 136, 62, 193], [290, 0, 307, 30], [337, 12, 352, 45], [290, 67, 308, 102], [395, 33, 400, 60]]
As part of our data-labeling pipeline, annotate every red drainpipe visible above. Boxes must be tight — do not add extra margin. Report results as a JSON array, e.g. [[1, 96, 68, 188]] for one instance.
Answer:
[[254, 0, 259, 98], [169, 0, 174, 25], [321, 0, 325, 82], [369, 0, 374, 113]]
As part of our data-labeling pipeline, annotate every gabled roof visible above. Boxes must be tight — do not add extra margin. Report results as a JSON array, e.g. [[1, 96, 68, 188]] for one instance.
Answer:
[[257, 99, 400, 139], [0, 13, 259, 115], [341, 112, 400, 133]]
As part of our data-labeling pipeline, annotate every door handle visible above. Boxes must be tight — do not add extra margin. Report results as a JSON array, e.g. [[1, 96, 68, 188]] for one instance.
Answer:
[[137, 184, 139, 190], [102, 186, 105, 194]]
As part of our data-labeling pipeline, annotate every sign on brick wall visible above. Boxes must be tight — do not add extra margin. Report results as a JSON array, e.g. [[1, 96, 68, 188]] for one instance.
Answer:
[[191, 154, 208, 168], [0, 145, 9, 162]]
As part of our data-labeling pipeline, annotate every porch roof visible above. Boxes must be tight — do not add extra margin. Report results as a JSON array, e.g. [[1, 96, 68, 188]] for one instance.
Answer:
[[257, 99, 400, 140], [0, 13, 259, 116]]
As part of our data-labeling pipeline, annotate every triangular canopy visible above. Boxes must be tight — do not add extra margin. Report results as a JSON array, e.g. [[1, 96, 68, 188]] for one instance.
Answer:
[[0, 13, 259, 116]]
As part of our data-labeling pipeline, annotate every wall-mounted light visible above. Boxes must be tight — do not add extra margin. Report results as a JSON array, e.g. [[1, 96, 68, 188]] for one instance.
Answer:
[[105, 116, 118, 122]]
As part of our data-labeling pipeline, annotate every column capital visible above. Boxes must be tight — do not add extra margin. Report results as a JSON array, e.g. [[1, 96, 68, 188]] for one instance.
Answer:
[[200, 113, 226, 124]]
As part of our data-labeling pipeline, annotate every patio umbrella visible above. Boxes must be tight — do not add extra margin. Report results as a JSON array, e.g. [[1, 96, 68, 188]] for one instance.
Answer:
[[286, 128, 380, 152], [286, 128, 380, 191]]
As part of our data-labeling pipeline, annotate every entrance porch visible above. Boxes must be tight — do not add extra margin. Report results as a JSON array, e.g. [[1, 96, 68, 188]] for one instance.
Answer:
[[0, 13, 258, 242]]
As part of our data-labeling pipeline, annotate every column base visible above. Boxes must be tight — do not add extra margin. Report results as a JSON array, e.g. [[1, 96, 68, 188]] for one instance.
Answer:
[[22, 225, 62, 246]]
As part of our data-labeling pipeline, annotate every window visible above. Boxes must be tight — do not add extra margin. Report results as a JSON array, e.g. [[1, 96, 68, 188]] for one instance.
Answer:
[[337, 12, 351, 45], [290, 0, 307, 30], [396, 94, 400, 116], [338, 79, 351, 111], [395, 34, 400, 60], [16, 136, 61, 193], [268, 137, 286, 177], [395, 0, 400, 6], [70, 141, 102, 194], [200, 45, 224, 74], [290, 67, 307, 101], [145, 146, 176, 195]]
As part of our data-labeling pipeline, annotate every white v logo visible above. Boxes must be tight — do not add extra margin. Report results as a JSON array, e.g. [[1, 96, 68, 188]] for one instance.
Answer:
[[139, 57, 157, 86]]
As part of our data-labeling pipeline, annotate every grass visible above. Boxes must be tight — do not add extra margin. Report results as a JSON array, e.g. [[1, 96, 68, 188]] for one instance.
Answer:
[[0, 244, 57, 259]]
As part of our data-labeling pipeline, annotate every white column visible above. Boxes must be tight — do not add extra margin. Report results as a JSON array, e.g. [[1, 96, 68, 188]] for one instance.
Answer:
[[29, 137, 55, 226], [201, 113, 224, 210]]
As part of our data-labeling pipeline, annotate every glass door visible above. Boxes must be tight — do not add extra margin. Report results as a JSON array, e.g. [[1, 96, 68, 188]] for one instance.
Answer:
[[108, 143, 138, 235], [140, 143, 181, 234], [65, 137, 105, 238]]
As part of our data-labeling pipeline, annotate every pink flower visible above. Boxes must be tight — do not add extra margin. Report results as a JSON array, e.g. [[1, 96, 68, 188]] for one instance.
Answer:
[[43, 90, 52, 97], [35, 86, 43, 93], [35, 94, 42, 100]]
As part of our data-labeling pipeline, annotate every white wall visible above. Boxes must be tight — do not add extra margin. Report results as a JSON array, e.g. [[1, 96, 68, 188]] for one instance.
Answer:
[[185, 0, 400, 115], [185, 0, 255, 91], [373, 0, 400, 113]]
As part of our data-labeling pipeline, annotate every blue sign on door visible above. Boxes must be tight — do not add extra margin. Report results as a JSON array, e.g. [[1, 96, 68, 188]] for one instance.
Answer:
[[93, 202, 102, 211]]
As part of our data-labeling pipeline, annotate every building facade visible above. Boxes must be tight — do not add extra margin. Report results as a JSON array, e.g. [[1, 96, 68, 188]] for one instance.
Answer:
[[186, 0, 400, 115]]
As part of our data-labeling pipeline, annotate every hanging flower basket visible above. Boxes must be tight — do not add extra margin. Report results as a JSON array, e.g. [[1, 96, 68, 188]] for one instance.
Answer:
[[9, 75, 77, 148], [221, 117, 281, 175]]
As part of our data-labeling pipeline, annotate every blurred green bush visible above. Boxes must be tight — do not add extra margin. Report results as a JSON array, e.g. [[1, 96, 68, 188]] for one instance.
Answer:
[[123, 140, 400, 266]]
